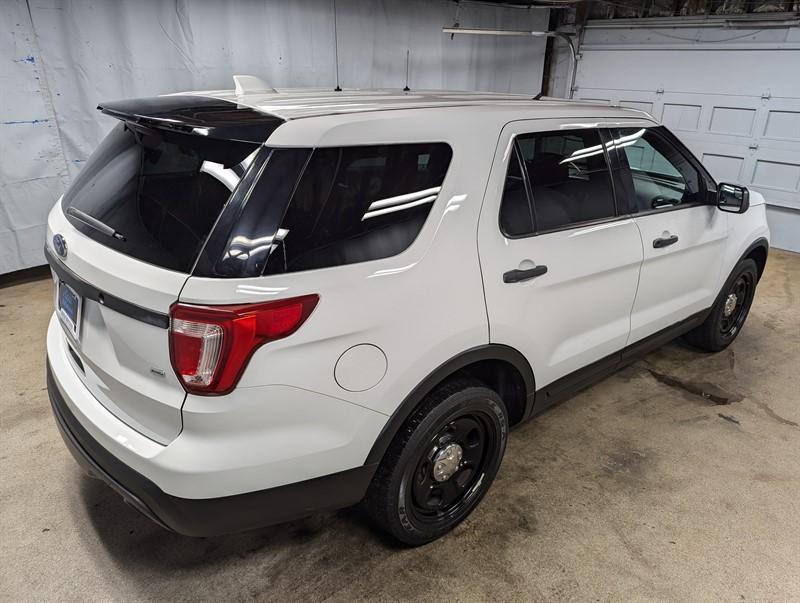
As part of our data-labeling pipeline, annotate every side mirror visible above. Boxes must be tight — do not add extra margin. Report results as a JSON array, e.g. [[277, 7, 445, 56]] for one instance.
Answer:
[[717, 183, 749, 214]]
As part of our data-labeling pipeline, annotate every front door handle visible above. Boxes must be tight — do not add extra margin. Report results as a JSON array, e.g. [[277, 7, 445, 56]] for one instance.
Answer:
[[503, 265, 548, 283], [653, 235, 679, 249]]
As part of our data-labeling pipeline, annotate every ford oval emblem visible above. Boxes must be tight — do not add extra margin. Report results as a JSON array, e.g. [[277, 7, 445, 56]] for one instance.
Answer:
[[53, 234, 67, 259]]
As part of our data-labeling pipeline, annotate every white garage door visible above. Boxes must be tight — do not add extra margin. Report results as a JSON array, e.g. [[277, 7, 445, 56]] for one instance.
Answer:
[[571, 21, 800, 251]]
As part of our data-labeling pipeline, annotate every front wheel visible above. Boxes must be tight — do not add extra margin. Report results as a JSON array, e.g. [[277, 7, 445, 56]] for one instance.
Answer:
[[365, 379, 508, 546], [684, 258, 758, 352]]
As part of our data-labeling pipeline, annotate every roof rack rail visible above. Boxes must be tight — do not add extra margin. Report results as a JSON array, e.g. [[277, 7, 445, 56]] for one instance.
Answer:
[[537, 96, 620, 107]]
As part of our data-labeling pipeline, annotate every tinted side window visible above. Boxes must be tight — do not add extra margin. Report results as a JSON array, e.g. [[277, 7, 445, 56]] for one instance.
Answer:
[[264, 143, 452, 274], [499, 146, 534, 236], [206, 148, 311, 278], [516, 129, 616, 232], [617, 128, 703, 211]]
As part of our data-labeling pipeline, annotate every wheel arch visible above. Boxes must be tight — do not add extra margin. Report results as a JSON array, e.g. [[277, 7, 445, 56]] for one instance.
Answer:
[[741, 237, 769, 281], [364, 344, 535, 466]]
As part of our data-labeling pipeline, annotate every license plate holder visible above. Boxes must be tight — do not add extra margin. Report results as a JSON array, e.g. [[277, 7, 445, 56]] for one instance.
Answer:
[[57, 280, 82, 341]]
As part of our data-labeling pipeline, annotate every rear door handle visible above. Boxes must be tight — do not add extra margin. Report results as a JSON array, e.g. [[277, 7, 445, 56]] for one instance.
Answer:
[[503, 265, 548, 283], [653, 235, 679, 249]]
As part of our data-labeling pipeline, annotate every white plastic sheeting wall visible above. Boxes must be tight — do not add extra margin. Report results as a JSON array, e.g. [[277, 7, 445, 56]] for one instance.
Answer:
[[0, 0, 548, 274]]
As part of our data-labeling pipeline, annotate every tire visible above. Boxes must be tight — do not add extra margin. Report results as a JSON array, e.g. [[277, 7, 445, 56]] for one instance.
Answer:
[[684, 258, 758, 352], [365, 379, 508, 546]]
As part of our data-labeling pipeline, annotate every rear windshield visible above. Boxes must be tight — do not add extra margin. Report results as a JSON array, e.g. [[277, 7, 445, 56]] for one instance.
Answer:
[[197, 142, 453, 278], [62, 122, 258, 273]]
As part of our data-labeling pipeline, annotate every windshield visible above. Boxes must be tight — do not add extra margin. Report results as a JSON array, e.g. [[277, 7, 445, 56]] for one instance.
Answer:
[[61, 122, 259, 273]]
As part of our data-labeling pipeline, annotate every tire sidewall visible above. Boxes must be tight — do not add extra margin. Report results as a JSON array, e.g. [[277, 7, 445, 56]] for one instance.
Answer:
[[710, 259, 758, 349], [394, 388, 507, 543]]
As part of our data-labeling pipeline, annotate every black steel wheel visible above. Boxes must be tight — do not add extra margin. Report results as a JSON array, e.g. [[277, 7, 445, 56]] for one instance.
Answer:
[[407, 413, 496, 526], [365, 379, 507, 546], [718, 272, 753, 339], [685, 258, 759, 352]]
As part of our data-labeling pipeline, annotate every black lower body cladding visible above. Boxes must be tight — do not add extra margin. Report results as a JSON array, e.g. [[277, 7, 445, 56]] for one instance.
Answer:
[[47, 362, 376, 536]]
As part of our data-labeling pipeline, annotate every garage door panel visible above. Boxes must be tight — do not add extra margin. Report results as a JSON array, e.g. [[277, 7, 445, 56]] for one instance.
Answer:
[[688, 140, 753, 184], [701, 152, 745, 183], [662, 103, 702, 132], [758, 99, 800, 152], [619, 99, 655, 114], [672, 93, 762, 146], [688, 139, 798, 209], [763, 109, 800, 142], [752, 158, 800, 196], [709, 106, 757, 137]]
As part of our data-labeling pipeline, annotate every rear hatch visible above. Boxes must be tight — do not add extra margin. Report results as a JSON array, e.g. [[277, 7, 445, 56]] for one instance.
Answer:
[[47, 95, 281, 444]]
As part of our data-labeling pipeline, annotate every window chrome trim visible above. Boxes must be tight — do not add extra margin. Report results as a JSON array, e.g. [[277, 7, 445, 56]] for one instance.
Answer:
[[502, 213, 636, 241], [630, 200, 709, 218]]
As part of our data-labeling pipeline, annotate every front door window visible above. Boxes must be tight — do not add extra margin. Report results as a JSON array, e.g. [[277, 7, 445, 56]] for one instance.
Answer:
[[615, 128, 704, 211]]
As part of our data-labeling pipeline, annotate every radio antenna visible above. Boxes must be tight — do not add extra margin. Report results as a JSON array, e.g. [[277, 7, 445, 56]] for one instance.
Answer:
[[403, 50, 410, 91], [333, 0, 341, 91]]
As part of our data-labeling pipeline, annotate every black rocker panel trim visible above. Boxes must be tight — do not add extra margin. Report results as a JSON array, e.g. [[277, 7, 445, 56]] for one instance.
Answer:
[[364, 344, 536, 466], [48, 363, 376, 536], [532, 307, 712, 415], [45, 246, 170, 329]]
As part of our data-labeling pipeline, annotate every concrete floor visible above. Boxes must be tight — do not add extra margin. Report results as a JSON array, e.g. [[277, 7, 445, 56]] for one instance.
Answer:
[[1, 251, 798, 602]]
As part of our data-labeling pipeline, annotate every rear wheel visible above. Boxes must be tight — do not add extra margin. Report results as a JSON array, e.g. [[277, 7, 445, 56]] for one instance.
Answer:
[[365, 379, 507, 546], [684, 258, 758, 352]]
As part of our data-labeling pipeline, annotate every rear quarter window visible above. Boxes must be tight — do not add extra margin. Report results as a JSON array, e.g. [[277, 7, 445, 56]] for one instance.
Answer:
[[264, 143, 452, 275], [203, 142, 453, 278]]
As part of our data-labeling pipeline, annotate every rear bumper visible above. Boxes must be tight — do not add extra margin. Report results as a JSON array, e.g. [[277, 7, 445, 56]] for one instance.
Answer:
[[47, 363, 376, 536]]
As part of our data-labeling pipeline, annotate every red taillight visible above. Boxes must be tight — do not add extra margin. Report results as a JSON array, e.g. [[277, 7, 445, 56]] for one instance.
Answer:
[[169, 294, 319, 395]]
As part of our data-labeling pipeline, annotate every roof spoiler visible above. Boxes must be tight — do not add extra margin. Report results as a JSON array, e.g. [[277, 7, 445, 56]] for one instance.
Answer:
[[96, 95, 284, 143]]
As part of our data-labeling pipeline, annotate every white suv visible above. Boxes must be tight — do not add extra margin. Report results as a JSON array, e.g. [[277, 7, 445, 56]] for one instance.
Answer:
[[45, 85, 770, 546]]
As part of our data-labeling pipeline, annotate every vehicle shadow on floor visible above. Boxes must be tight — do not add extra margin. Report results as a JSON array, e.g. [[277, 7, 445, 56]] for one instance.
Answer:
[[73, 459, 539, 599], [76, 474, 392, 567], [74, 471, 537, 600]]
